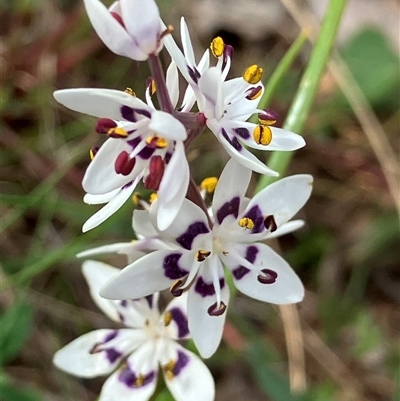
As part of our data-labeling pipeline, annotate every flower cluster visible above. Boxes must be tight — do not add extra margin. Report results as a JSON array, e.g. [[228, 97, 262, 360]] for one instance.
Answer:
[[53, 1, 312, 400]]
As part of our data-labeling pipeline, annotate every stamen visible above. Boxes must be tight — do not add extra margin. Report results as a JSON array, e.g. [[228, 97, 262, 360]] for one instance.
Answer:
[[89, 146, 99, 160], [95, 118, 117, 134], [238, 217, 255, 229], [145, 135, 167, 148], [132, 193, 141, 206], [135, 374, 145, 387], [160, 24, 174, 39], [110, 11, 125, 28], [89, 342, 102, 354], [253, 125, 272, 146], [243, 64, 263, 84], [164, 311, 172, 326], [196, 250, 211, 262], [210, 36, 225, 58], [114, 151, 136, 175], [162, 360, 176, 381], [144, 156, 165, 190], [149, 193, 158, 203], [108, 127, 129, 139], [264, 215, 277, 232], [245, 86, 263, 100], [200, 177, 218, 193], [207, 301, 227, 316], [124, 87, 136, 96], [170, 279, 184, 297], [258, 109, 279, 125], [257, 269, 278, 284]]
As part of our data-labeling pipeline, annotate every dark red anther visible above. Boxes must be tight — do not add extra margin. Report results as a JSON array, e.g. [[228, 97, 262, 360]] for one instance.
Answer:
[[170, 280, 184, 297], [207, 301, 227, 316], [257, 269, 277, 284], [245, 85, 263, 100], [258, 109, 279, 125], [114, 151, 136, 176], [263, 214, 277, 232], [96, 118, 117, 134], [144, 156, 165, 190], [110, 11, 125, 28]]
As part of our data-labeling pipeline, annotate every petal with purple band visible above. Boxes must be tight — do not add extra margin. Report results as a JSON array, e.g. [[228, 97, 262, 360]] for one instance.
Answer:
[[215, 196, 240, 226], [100, 250, 192, 300], [163, 293, 190, 340], [163, 343, 215, 401], [229, 245, 258, 280], [176, 221, 210, 250], [243, 174, 313, 227], [232, 243, 304, 304]]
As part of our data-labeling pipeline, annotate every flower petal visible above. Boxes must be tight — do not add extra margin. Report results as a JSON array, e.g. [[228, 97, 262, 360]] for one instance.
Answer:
[[230, 243, 304, 304], [149, 111, 187, 141], [53, 328, 144, 378], [84, 188, 120, 205], [166, 61, 179, 108], [83, 0, 147, 60], [267, 220, 305, 239], [162, 293, 190, 340], [77, 243, 146, 264], [133, 209, 159, 238], [244, 174, 313, 227], [198, 67, 224, 120], [163, 343, 215, 401], [100, 250, 192, 300]]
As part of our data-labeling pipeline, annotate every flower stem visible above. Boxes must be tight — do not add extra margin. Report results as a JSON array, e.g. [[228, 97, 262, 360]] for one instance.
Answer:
[[256, 0, 348, 192], [186, 177, 213, 227], [148, 54, 174, 114]]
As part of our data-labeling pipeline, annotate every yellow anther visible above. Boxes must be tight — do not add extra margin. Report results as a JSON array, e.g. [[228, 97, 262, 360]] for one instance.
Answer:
[[164, 311, 172, 326], [162, 360, 176, 381], [243, 64, 263, 84], [124, 87, 136, 96], [258, 117, 276, 125], [89, 148, 96, 160], [238, 217, 255, 229], [150, 79, 156, 95], [132, 193, 141, 205], [108, 127, 128, 138], [145, 135, 168, 148], [210, 36, 225, 58], [149, 193, 158, 203], [135, 374, 145, 387], [196, 249, 211, 262], [253, 125, 272, 146], [200, 177, 218, 193]]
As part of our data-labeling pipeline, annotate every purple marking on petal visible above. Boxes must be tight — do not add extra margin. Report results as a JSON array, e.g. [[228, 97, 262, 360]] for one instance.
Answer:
[[103, 330, 118, 343], [216, 196, 240, 225], [176, 222, 210, 250], [244, 205, 264, 233], [233, 127, 251, 140], [232, 245, 259, 280], [194, 276, 225, 297], [187, 66, 201, 84], [169, 307, 189, 338], [163, 253, 188, 279], [121, 106, 136, 122], [221, 128, 242, 151], [138, 146, 154, 160], [105, 348, 122, 363], [173, 350, 189, 376], [135, 108, 151, 119], [122, 181, 134, 190], [127, 136, 141, 148], [120, 300, 128, 307], [119, 366, 156, 388]]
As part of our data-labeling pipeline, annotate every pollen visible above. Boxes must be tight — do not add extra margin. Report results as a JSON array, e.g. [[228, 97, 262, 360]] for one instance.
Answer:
[[145, 135, 168, 148], [164, 311, 172, 326], [238, 217, 255, 229], [107, 127, 128, 138], [253, 125, 272, 146], [210, 36, 225, 58], [196, 249, 211, 262], [200, 177, 218, 193], [149, 193, 158, 203], [132, 193, 141, 205], [162, 360, 176, 381], [243, 64, 263, 84], [124, 87, 136, 96], [135, 374, 145, 387], [150, 79, 156, 95], [89, 146, 99, 160]]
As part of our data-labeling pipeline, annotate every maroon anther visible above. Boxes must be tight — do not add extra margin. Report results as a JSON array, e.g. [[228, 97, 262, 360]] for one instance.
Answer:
[[258, 109, 279, 125], [96, 118, 117, 134], [170, 280, 184, 297], [257, 269, 278, 284], [245, 85, 262, 100], [263, 214, 277, 232], [207, 301, 227, 316], [110, 11, 125, 28], [114, 151, 136, 176], [144, 156, 165, 190]]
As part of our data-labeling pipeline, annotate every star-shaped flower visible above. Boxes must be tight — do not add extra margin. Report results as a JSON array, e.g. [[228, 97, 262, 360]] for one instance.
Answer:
[[100, 159, 313, 357], [54, 261, 215, 401], [54, 88, 189, 231], [83, 0, 163, 60]]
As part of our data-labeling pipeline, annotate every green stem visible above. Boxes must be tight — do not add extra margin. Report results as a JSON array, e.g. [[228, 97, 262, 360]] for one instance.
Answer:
[[256, 0, 348, 192]]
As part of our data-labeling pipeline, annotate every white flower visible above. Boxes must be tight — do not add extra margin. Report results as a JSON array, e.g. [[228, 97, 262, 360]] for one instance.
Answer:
[[83, 0, 163, 60], [164, 20, 305, 175], [53, 261, 215, 401], [54, 88, 189, 231], [100, 159, 313, 357]]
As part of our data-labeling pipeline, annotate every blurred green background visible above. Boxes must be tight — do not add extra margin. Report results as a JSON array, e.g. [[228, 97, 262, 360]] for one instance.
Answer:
[[1, 0, 399, 400]]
